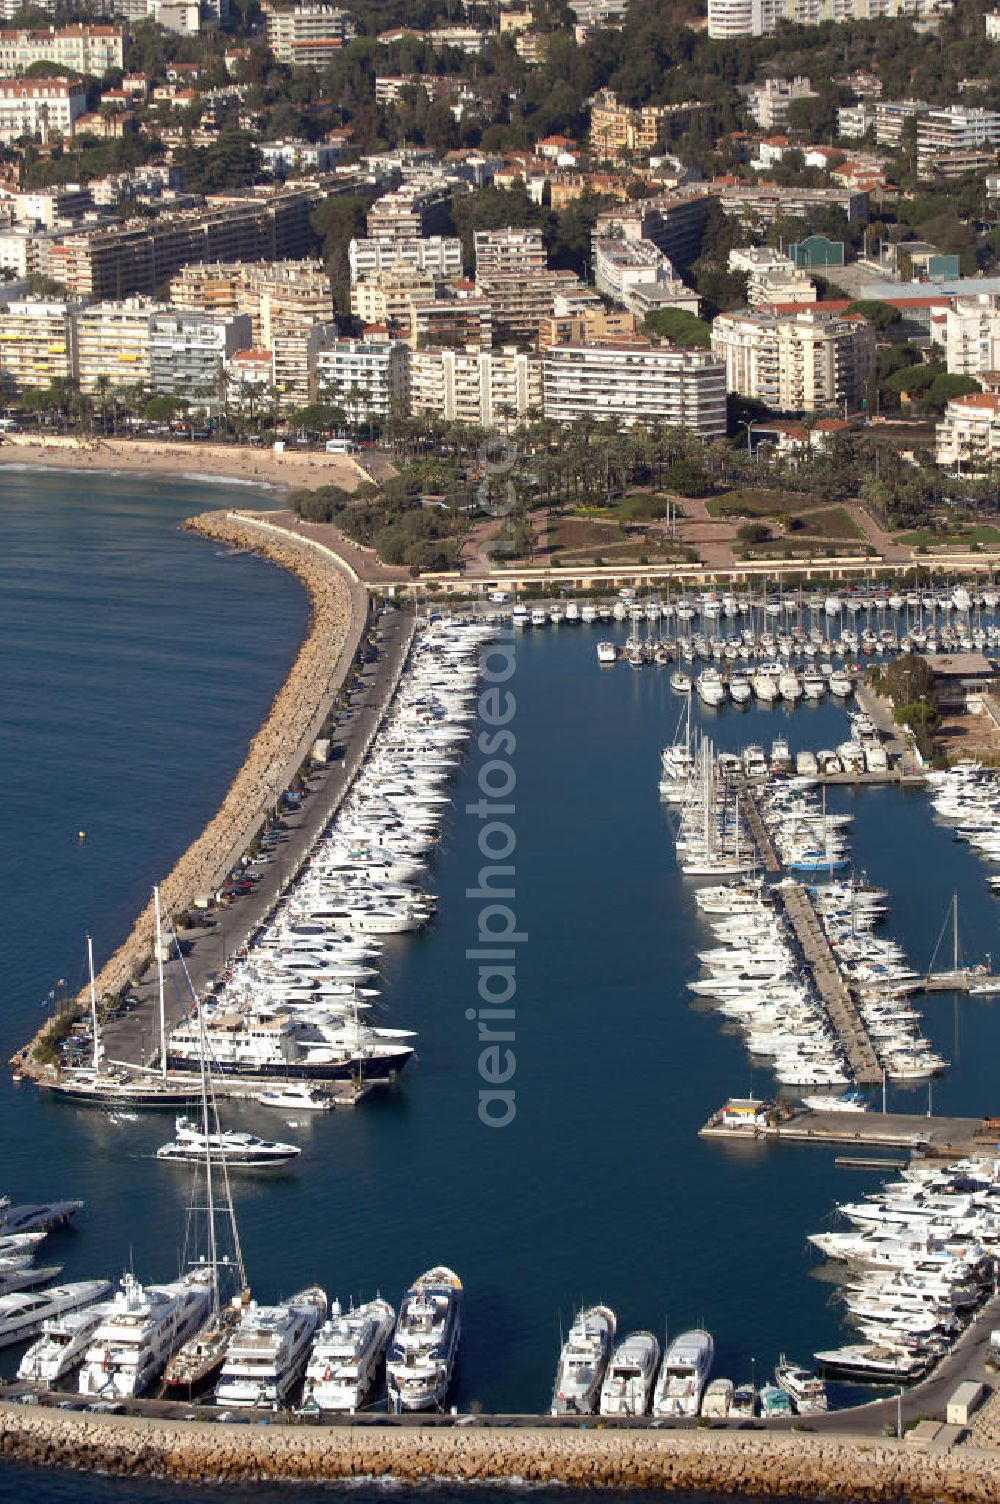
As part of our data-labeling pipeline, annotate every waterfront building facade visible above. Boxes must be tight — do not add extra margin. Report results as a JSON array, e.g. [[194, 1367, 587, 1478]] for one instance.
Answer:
[[542, 340, 727, 435], [0, 297, 75, 389], [148, 310, 252, 401], [409, 345, 542, 425], [74, 298, 161, 392], [710, 307, 875, 413], [314, 337, 409, 419]]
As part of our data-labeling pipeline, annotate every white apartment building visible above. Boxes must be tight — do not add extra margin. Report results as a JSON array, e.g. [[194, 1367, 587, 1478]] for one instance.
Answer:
[[0, 297, 75, 388], [259, 139, 342, 175], [728, 247, 816, 308], [874, 98, 928, 148], [473, 227, 546, 277], [409, 346, 542, 425], [837, 102, 876, 139], [74, 298, 161, 392], [365, 180, 455, 241], [272, 321, 337, 406], [0, 24, 124, 76], [744, 77, 818, 132], [988, 12, 1000, 40], [917, 107, 1000, 175], [593, 234, 696, 313], [265, 4, 354, 66], [936, 391, 1000, 469], [709, 0, 944, 37], [711, 308, 875, 413], [348, 235, 463, 283], [314, 338, 409, 418], [542, 341, 726, 435], [148, 310, 252, 401], [707, 0, 776, 37], [0, 77, 87, 142], [943, 294, 1000, 378]]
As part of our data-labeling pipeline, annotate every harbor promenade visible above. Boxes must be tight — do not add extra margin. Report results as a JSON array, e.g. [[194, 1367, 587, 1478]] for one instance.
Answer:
[[776, 883, 883, 1086]]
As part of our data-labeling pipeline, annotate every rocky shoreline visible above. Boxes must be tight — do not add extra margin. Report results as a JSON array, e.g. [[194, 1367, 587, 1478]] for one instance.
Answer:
[[1, 1409, 999, 1498], [14, 508, 365, 1069]]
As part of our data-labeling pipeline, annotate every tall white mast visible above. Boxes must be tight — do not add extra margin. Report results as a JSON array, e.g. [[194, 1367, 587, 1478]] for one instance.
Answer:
[[87, 935, 100, 1073], [154, 885, 167, 1081]]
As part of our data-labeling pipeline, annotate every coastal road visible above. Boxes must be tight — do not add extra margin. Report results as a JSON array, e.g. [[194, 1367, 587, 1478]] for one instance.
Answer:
[[99, 603, 415, 1071]]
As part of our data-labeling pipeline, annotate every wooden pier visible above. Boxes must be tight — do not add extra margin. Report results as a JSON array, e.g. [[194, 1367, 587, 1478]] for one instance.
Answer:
[[740, 785, 781, 874], [701, 1101, 996, 1158], [776, 882, 883, 1086]]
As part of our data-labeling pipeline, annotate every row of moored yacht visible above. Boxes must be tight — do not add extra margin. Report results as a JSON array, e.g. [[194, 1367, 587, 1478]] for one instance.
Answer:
[[810, 1157, 1000, 1382], [927, 762, 1000, 907], [163, 621, 494, 1088], [551, 1306, 826, 1419]]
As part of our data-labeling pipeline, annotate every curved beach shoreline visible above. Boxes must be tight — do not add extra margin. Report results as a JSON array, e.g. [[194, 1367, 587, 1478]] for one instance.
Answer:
[[14, 505, 367, 1063], [0, 435, 367, 494], [1, 1408, 999, 1499]]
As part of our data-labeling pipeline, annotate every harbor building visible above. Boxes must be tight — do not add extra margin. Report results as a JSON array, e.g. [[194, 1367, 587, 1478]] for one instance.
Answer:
[[710, 307, 875, 412], [0, 296, 76, 389], [40, 188, 320, 300], [409, 345, 542, 425], [407, 284, 492, 350], [542, 340, 726, 435], [348, 235, 463, 282], [538, 294, 638, 350], [313, 337, 410, 419]]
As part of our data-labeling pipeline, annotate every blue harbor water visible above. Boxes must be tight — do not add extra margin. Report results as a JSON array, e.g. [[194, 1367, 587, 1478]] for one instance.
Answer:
[[1, 474, 999, 1499]]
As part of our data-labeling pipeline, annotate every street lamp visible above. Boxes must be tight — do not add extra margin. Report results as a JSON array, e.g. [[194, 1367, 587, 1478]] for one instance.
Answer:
[[737, 420, 754, 457]]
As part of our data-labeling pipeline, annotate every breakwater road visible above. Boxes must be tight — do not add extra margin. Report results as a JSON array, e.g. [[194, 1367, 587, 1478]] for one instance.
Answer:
[[14, 508, 372, 1075], [2, 1406, 999, 1498], [100, 593, 415, 1069]]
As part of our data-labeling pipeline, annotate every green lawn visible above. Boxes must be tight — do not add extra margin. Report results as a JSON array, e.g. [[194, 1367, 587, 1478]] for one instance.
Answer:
[[707, 490, 802, 518], [895, 524, 1000, 547], [794, 506, 864, 541]]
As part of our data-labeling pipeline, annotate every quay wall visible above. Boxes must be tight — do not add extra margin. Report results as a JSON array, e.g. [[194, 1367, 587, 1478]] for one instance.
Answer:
[[14, 509, 367, 1069], [2, 1410, 1000, 1499]]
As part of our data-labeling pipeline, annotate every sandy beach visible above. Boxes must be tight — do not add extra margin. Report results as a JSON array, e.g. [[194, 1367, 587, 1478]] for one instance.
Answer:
[[0, 434, 369, 493]]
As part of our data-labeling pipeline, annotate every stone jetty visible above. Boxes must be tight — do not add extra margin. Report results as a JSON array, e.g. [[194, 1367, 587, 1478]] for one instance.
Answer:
[[14, 508, 365, 1072], [1, 1409, 999, 1498]]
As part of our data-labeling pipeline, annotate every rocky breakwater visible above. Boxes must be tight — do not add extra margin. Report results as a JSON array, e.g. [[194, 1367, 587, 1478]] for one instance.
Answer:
[[14, 508, 365, 1075], [1, 1410, 1000, 1498]]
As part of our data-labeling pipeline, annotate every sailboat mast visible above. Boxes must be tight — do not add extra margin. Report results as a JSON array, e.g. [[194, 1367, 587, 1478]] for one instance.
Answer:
[[953, 892, 959, 974], [154, 885, 167, 1081], [87, 935, 100, 1073], [197, 999, 220, 1312]]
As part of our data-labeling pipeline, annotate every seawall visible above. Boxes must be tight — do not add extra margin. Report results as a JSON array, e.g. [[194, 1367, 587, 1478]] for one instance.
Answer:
[[1, 1409, 999, 1498], [14, 508, 367, 1068]]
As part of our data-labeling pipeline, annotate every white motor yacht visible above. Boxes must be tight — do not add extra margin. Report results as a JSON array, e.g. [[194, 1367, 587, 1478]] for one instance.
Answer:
[[301, 1296, 395, 1412], [551, 1304, 616, 1415], [599, 1330, 660, 1416], [386, 1267, 463, 1412], [215, 1287, 328, 1409], [652, 1329, 714, 1417]]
